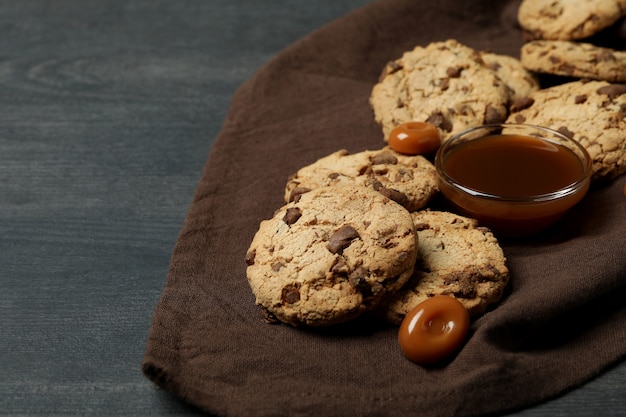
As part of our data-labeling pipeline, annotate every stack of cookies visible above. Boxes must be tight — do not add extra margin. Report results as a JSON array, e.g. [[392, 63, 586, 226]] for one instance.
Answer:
[[246, 147, 510, 327], [370, 35, 626, 182], [369, 39, 541, 143], [510, 0, 626, 181]]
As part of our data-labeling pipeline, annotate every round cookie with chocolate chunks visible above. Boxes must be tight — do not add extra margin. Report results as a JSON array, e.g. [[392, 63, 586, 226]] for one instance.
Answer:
[[285, 147, 439, 212], [479, 51, 541, 102], [521, 40, 626, 82], [507, 80, 626, 181], [518, 0, 626, 41], [379, 210, 509, 325], [370, 39, 511, 143], [246, 185, 418, 327]]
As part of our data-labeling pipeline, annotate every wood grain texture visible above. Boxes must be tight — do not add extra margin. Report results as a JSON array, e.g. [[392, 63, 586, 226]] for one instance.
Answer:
[[0, 1, 374, 414], [0, 0, 625, 415]]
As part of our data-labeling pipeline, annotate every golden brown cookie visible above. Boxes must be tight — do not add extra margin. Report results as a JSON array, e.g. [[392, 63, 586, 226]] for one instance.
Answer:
[[507, 80, 626, 181], [520, 40, 626, 82], [518, 0, 626, 40], [370, 39, 511, 143], [246, 185, 418, 327], [480, 51, 541, 101], [284, 147, 439, 212], [379, 210, 509, 325]]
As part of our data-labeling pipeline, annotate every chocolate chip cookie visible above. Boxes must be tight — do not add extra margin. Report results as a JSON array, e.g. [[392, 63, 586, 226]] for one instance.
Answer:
[[284, 147, 439, 212], [246, 185, 418, 327], [518, 0, 626, 40], [520, 40, 626, 82], [370, 39, 511, 143], [379, 210, 509, 325], [480, 51, 541, 102], [507, 80, 626, 181]]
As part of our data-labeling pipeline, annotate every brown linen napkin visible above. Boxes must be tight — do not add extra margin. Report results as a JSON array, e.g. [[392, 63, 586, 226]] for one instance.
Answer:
[[142, 0, 626, 415]]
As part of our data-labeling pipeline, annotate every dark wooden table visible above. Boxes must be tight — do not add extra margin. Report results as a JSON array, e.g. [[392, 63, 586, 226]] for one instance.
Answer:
[[1, 0, 625, 415]]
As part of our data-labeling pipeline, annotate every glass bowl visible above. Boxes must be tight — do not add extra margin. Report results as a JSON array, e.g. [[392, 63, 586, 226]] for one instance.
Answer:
[[434, 124, 592, 237]]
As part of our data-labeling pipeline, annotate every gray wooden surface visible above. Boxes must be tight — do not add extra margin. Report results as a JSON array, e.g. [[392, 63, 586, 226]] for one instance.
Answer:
[[1, 0, 625, 415]]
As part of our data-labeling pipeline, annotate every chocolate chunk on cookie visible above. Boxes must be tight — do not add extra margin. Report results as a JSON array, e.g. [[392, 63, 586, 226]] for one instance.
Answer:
[[506, 80, 626, 181], [246, 185, 418, 327], [285, 147, 439, 212], [378, 210, 509, 325], [370, 39, 511, 143], [518, 0, 626, 40], [521, 40, 626, 82]]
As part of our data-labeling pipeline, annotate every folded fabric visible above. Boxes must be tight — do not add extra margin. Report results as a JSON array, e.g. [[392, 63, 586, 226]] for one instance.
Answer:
[[142, 0, 626, 415]]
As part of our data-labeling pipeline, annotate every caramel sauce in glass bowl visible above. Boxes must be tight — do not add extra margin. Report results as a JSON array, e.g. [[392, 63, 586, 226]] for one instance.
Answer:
[[435, 124, 592, 237]]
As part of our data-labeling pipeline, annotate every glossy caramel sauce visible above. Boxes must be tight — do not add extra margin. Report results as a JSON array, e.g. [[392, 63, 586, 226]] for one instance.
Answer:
[[443, 134, 585, 197]]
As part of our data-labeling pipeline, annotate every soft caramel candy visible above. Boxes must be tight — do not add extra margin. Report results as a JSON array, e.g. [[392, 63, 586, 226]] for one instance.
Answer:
[[398, 295, 469, 365], [388, 122, 440, 155]]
